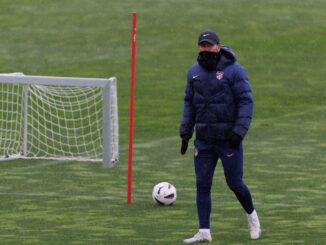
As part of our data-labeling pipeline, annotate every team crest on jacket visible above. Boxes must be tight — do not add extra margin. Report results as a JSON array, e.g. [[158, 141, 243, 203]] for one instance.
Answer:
[[216, 71, 224, 80]]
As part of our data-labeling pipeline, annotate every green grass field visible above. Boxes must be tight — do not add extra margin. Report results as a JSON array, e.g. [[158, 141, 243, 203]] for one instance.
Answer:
[[0, 0, 326, 244]]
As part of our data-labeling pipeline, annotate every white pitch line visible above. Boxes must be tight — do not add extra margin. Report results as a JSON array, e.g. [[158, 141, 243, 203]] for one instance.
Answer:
[[254, 105, 326, 123], [0, 191, 325, 209], [0, 137, 179, 176], [120, 136, 178, 151]]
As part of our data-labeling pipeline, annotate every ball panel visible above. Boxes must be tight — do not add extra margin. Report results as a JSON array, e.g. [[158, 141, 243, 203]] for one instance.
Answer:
[[152, 182, 177, 206]]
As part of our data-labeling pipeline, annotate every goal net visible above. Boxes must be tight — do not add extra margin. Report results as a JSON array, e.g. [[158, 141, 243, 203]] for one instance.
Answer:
[[0, 73, 118, 168]]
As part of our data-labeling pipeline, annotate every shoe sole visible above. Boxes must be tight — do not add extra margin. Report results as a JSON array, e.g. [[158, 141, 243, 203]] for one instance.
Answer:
[[251, 230, 262, 240], [183, 241, 212, 244], [183, 239, 212, 243]]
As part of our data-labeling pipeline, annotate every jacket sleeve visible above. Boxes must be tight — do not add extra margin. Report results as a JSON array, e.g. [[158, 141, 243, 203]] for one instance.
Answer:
[[180, 71, 195, 139], [230, 65, 253, 139]]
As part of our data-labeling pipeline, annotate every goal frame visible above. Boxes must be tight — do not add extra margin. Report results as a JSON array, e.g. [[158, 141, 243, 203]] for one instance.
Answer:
[[0, 73, 118, 168]]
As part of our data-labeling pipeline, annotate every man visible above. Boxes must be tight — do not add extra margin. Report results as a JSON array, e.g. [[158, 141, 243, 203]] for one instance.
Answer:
[[180, 30, 261, 243]]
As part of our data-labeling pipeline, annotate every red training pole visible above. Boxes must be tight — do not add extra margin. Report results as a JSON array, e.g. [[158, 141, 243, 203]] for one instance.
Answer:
[[127, 12, 137, 204]]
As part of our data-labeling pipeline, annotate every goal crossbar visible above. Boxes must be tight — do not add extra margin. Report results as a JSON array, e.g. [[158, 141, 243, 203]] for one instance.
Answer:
[[0, 74, 111, 88]]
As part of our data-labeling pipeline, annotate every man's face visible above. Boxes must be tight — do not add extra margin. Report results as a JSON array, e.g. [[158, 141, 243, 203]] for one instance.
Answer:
[[198, 42, 221, 53]]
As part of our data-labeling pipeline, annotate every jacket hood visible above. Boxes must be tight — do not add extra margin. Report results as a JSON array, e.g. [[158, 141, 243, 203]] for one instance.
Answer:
[[216, 46, 237, 70]]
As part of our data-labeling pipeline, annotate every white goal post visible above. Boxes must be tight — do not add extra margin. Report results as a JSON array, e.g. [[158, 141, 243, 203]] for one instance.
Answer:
[[0, 73, 118, 168]]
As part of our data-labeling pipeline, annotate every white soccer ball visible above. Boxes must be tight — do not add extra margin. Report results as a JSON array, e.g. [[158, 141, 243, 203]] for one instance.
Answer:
[[152, 182, 177, 206]]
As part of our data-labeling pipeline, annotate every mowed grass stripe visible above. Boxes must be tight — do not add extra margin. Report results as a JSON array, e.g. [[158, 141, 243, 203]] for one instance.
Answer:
[[1, 191, 326, 209], [0, 103, 324, 176]]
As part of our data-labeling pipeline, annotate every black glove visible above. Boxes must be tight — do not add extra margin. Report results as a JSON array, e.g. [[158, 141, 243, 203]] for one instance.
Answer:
[[229, 132, 242, 149], [181, 138, 189, 155]]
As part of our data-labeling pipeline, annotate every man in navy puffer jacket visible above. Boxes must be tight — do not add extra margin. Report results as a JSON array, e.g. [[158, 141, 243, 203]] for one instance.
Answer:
[[181, 31, 261, 243]]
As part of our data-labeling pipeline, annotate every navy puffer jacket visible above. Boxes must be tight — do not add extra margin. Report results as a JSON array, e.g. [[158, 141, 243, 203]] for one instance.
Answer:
[[180, 46, 253, 143]]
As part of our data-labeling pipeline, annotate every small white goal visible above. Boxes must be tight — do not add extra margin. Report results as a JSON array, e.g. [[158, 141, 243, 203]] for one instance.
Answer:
[[0, 73, 118, 168]]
